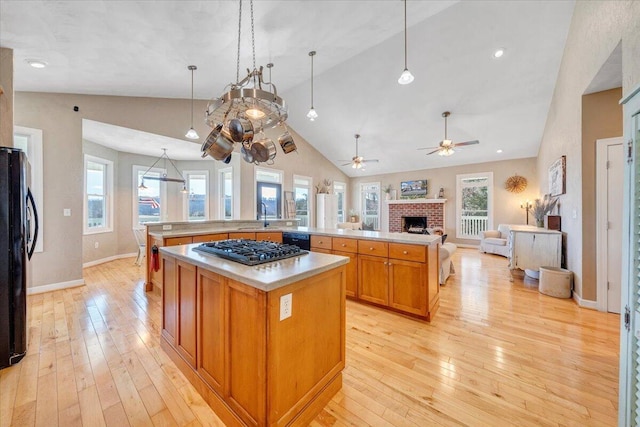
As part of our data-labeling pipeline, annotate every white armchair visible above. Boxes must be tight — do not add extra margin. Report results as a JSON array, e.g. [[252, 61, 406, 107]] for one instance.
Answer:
[[479, 224, 510, 257]]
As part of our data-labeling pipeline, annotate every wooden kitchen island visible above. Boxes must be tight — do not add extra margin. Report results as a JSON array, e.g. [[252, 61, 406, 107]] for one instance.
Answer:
[[159, 244, 348, 427]]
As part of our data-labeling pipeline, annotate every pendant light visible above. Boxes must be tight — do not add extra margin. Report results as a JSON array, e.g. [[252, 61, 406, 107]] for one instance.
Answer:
[[138, 149, 187, 188], [398, 0, 414, 85], [306, 51, 318, 121], [185, 65, 199, 140]]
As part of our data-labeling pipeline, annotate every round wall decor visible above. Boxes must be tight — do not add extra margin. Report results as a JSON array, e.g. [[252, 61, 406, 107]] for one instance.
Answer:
[[505, 175, 527, 193]]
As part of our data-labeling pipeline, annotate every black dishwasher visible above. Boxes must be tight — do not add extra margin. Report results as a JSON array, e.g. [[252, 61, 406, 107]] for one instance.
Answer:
[[282, 232, 311, 250]]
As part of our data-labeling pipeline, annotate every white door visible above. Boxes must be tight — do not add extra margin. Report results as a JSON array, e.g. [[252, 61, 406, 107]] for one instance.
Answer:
[[596, 137, 624, 313], [618, 87, 639, 426]]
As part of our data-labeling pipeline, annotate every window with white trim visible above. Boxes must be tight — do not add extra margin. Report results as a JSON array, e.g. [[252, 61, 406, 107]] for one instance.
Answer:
[[456, 172, 493, 239], [219, 167, 233, 220], [293, 175, 312, 227], [334, 181, 346, 223], [84, 155, 113, 234], [360, 182, 380, 230], [133, 165, 167, 225], [183, 170, 209, 221]]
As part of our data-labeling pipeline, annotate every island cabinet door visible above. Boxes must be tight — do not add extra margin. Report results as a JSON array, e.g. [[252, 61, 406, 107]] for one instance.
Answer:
[[226, 280, 266, 427], [149, 236, 164, 289], [162, 256, 177, 345], [333, 250, 357, 298], [176, 261, 197, 369], [388, 259, 427, 316], [197, 268, 225, 395], [358, 254, 389, 306]]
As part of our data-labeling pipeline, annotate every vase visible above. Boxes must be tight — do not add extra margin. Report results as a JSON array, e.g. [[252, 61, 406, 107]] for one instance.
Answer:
[[535, 218, 544, 228]]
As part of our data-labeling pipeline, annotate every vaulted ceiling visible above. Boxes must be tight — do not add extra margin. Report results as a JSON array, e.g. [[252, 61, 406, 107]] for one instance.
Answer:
[[1, 0, 576, 176]]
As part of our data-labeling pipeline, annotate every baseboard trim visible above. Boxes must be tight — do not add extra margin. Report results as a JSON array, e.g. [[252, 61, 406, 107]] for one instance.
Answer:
[[83, 252, 137, 268], [455, 243, 480, 249], [28, 279, 85, 295], [573, 292, 597, 310]]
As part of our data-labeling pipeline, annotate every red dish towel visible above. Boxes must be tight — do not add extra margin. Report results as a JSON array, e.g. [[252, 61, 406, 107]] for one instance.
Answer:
[[151, 245, 160, 272]]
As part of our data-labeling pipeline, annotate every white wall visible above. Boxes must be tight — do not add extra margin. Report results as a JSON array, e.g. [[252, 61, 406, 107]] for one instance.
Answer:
[[536, 0, 640, 301], [15, 92, 348, 289]]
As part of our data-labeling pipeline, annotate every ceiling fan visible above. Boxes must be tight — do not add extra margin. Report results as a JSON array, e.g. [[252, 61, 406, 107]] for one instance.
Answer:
[[418, 111, 479, 156], [340, 134, 379, 170]]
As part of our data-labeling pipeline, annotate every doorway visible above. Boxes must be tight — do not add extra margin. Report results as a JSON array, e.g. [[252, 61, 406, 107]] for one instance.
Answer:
[[596, 136, 624, 313]]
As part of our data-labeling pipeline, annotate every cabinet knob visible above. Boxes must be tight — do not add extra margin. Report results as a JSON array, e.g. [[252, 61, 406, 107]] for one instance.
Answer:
[[383, 261, 387, 265], [342, 243, 346, 247], [369, 247, 374, 251], [403, 250, 408, 255], [319, 240, 323, 244]]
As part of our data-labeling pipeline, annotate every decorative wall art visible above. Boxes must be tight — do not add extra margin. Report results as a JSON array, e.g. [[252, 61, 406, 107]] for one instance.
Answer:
[[548, 156, 566, 196], [505, 174, 527, 193], [400, 180, 428, 199]]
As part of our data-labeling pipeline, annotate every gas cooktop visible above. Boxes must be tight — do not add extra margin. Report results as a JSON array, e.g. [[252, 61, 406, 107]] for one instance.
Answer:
[[192, 239, 308, 266]]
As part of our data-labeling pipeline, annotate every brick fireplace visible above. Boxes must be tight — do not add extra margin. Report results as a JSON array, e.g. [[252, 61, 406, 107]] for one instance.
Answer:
[[387, 200, 445, 233]]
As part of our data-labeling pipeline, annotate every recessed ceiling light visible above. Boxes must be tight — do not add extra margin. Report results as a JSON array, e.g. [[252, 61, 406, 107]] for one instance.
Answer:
[[26, 59, 47, 69], [493, 49, 505, 59], [496, 149, 503, 153]]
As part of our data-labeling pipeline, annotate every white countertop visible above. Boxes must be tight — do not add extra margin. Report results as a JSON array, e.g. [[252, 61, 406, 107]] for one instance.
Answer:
[[151, 226, 441, 246], [159, 244, 349, 292]]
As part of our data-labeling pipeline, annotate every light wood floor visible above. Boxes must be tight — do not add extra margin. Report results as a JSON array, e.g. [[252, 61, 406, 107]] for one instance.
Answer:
[[0, 248, 619, 426]]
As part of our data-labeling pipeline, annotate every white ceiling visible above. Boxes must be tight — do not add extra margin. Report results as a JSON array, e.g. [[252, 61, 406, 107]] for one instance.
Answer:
[[1, 0, 577, 176]]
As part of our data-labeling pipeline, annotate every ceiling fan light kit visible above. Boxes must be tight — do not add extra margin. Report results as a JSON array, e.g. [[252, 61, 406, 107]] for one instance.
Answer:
[[201, 0, 294, 164], [340, 134, 379, 170], [418, 111, 480, 156]]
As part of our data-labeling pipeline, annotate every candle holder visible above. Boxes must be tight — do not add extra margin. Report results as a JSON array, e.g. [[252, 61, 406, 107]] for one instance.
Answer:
[[520, 201, 533, 225]]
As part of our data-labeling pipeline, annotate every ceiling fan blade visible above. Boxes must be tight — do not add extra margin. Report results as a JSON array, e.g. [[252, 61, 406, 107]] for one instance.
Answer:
[[340, 162, 352, 166], [362, 159, 379, 164], [417, 146, 439, 151], [425, 148, 441, 155], [453, 140, 479, 147]]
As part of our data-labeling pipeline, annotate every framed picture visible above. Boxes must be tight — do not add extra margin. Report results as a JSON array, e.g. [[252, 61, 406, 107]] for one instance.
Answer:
[[400, 180, 428, 199], [548, 156, 566, 196]]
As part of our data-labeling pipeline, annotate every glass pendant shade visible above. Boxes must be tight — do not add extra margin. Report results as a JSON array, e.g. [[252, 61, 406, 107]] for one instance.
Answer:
[[307, 107, 318, 121], [185, 127, 199, 140], [398, 69, 414, 85], [307, 51, 317, 121]]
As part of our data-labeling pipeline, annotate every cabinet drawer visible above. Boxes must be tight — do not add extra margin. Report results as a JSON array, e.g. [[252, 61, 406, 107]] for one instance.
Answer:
[[332, 237, 357, 253], [165, 236, 193, 246], [192, 233, 228, 243], [255, 231, 283, 243], [310, 235, 332, 250], [228, 232, 256, 240], [389, 243, 426, 262], [358, 240, 389, 257]]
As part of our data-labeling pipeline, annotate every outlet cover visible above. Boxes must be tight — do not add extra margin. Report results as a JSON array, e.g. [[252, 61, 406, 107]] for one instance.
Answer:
[[280, 293, 292, 321], [162, 224, 172, 230], [63, 208, 71, 216]]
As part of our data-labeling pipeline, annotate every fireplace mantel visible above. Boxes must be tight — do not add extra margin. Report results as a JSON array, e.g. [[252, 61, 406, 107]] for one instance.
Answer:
[[386, 198, 447, 204]]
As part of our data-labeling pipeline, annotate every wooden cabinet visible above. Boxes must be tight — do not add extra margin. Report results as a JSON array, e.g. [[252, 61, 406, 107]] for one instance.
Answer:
[[229, 231, 256, 240], [332, 237, 357, 253], [509, 229, 562, 271], [311, 235, 332, 251], [166, 236, 193, 246], [192, 233, 228, 243], [197, 268, 225, 394], [161, 256, 177, 345], [389, 259, 426, 316], [176, 261, 197, 368], [334, 250, 357, 297], [358, 239, 388, 257], [358, 254, 389, 305], [255, 231, 282, 243]]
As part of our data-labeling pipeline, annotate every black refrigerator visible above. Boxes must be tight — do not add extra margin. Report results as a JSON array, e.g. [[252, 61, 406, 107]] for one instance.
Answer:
[[0, 147, 38, 369]]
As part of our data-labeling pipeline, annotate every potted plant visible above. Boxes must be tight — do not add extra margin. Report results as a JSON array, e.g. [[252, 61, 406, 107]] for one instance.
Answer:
[[348, 209, 359, 223], [383, 184, 393, 200], [530, 194, 559, 227]]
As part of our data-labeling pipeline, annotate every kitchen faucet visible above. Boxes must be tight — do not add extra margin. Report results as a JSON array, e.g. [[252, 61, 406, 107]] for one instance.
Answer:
[[261, 202, 269, 228]]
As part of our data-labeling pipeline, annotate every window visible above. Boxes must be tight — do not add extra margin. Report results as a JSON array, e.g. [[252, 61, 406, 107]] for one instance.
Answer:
[[255, 168, 283, 220], [220, 167, 233, 220], [84, 155, 113, 233], [133, 165, 167, 225], [293, 175, 312, 227], [456, 172, 493, 239], [360, 182, 380, 230], [183, 171, 209, 221], [334, 181, 346, 223], [14, 126, 44, 253]]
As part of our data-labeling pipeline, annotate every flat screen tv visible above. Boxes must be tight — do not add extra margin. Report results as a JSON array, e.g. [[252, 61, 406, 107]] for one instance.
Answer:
[[400, 180, 428, 199]]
